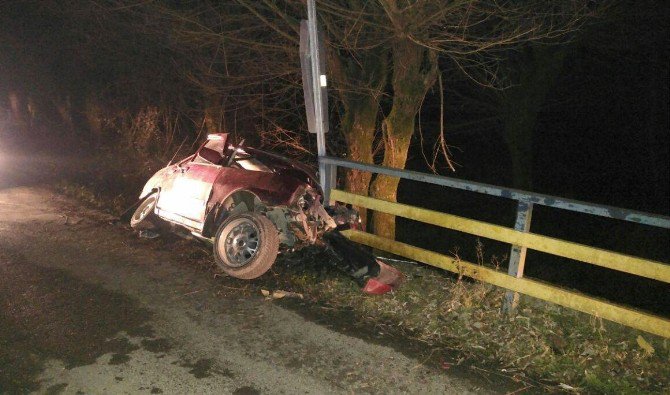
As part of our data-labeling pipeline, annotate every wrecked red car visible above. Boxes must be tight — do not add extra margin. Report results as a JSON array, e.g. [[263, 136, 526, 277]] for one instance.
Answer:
[[130, 133, 402, 292]]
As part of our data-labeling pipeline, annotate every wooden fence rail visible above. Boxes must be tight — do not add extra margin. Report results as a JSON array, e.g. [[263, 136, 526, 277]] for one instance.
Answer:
[[320, 157, 670, 338], [340, 228, 670, 338], [331, 190, 670, 284]]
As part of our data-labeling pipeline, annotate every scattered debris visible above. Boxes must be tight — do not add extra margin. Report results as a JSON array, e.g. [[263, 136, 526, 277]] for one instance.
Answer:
[[61, 214, 84, 225], [260, 289, 304, 300], [138, 229, 160, 239], [271, 290, 303, 300], [322, 231, 404, 294], [636, 335, 655, 356], [558, 383, 577, 391]]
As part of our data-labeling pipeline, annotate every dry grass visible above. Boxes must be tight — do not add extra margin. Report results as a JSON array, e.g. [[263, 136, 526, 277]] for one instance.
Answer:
[[244, 244, 670, 394]]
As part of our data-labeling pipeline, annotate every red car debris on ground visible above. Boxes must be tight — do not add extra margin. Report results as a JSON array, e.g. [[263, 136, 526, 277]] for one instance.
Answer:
[[130, 133, 402, 293]]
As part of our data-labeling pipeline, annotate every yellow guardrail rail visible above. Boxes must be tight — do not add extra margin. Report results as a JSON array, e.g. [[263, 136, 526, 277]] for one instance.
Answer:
[[331, 190, 670, 283], [331, 189, 670, 338]]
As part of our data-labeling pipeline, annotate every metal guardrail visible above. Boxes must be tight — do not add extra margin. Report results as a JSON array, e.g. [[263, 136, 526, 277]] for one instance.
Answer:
[[320, 157, 670, 228], [320, 156, 670, 338]]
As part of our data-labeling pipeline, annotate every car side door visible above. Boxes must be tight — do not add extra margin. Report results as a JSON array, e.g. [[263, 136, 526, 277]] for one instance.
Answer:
[[172, 161, 220, 225], [156, 139, 227, 230]]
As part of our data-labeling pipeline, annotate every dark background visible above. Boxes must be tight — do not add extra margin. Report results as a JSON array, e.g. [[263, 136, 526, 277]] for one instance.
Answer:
[[396, 2, 670, 315]]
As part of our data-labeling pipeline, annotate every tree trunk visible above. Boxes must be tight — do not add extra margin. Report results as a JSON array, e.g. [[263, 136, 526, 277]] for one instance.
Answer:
[[501, 108, 537, 190], [369, 116, 414, 240], [498, 45, 566, 190], [341, 95, 377, 227], [369, 37, 437, 240], [329, 45, 387, 229], [8, 91, 27, 129], [204, 95, 223, 135]]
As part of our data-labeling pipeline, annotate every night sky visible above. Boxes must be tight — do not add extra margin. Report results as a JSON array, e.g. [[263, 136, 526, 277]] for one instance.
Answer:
[[415, 3, 670, 214]]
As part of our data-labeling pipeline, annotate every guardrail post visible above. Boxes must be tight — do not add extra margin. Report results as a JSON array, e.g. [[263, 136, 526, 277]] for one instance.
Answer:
[[321, 161, 337, 206], [503, 200, 534, 314]]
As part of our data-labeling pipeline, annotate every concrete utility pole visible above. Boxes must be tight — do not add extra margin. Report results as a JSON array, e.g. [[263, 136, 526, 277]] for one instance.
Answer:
[[306, 0, 328, 190]]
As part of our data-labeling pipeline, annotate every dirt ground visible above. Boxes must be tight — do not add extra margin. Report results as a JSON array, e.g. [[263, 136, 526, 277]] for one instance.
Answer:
[[0, 153, 502, 394]]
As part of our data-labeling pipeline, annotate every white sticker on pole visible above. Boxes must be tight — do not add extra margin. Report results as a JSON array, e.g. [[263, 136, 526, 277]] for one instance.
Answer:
[[320, 74, 327, 87]]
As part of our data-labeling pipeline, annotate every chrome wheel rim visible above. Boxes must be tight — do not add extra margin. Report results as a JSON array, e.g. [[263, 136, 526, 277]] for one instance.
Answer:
[[223, 220, 260, 267], [134, 197, 155, 222]]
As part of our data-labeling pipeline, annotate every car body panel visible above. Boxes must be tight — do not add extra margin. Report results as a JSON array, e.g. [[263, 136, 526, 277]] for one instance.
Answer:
[[158, 162, 220, 224], [139, 133, 325, 238], [208, 166, 306, 212]]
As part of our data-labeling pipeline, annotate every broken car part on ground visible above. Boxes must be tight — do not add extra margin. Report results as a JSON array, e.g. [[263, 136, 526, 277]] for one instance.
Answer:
[[129, 133, 403, 293]]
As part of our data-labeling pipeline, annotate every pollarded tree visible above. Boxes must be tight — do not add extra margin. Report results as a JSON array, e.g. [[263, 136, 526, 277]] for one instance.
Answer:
[[319, 0, 590, 238]]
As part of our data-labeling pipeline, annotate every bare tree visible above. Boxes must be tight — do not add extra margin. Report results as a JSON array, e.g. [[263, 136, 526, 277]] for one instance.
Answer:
[[241, 1, 592, 239]]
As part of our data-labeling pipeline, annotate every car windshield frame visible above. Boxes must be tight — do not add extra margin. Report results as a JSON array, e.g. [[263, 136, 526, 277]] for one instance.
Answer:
[[229, 149, 274, 173]]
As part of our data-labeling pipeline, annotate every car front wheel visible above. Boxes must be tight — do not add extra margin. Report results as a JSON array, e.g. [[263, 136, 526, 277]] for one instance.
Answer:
[[130, 193, 159, 230], [213, 213, 279, 279]]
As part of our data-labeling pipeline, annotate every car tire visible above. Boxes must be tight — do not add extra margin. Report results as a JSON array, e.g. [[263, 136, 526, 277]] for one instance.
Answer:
[[213, 213, 279, 279], [130, 193, 159, 230]]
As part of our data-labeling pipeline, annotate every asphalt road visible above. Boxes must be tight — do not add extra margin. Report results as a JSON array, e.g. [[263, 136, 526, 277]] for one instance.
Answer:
[[0, 154, 492, 394]]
